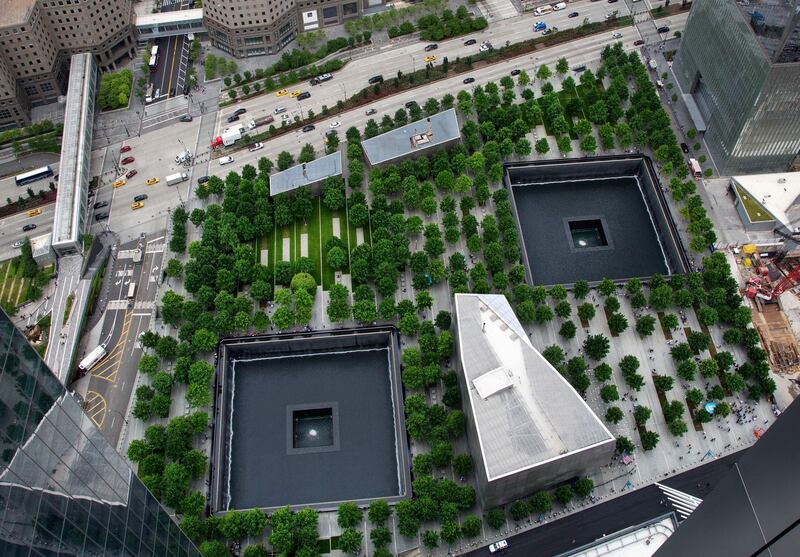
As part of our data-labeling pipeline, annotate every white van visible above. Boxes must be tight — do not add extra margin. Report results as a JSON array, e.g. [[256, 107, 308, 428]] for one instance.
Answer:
[[489, 540, 508, 553], [553, 2, 567, 10], [534, 5, 553, 15], [219, 156, 234, 166]]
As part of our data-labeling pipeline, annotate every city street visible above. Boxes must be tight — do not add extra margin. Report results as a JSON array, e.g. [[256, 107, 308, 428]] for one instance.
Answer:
[[148, 0, 191, 102]]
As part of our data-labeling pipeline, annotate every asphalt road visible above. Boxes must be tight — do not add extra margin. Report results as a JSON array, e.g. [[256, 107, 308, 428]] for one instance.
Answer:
[[464, 451, 744, 557], [82, 233, 165, 444], [148, 0, 190, 102]]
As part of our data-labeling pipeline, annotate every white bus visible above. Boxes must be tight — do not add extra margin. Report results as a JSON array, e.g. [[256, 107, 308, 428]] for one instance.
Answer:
[[127, 282, 137, 300], [148, 45, 159, 73], [15, 165, 53, 187], [78, 345, 107, 372]]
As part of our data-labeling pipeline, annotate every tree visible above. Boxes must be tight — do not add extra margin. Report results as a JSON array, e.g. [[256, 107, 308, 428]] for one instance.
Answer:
[[530, 491, 552, 514], [556, 57, 569, 74], [671, 342, 693, 361], [573, 280, 590, 299], [327, 246, 347, 270], [422, 530, 439, 549], [605, 406, 624, 423], [192, 328, 218, 353], [687, 330, 709, 353], [583, 334, 610, 360], [608, 312, 628, 334], [578, 302, 596, 322], [509, 500, 529, 521], [338, 502, 363, 529], [573, 477, 594, 498], [634, 405, 652, 425], [453, 454, 473, 477], [138, 354, 159, 375], [461, 516, 482, 538], [641, 430, 660, 450], [554, 485, 574, 505], [368, 500, 392, 526], [536, 64, 552, 80], [653, 375, 674, 392], [636, 315, 656, 336], [699, 358, 719, 379], [669, 419, 688, 437], [339, 528, 363, 554], [165, 258, 183, 278], [594, 363, 613, 382], [486, 509, 506, 530], [559, 320, 577, 339], [163, 462, 190, 508], [600, 384, 619, 403], [441, 521, 461, 545]]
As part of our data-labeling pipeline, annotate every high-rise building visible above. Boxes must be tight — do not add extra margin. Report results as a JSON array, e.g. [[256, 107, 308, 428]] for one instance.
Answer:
[[0, 308, 201, 556], [203, 0, 382, 58], [673, 0, 800, 175], [0, 0, 137, 130]]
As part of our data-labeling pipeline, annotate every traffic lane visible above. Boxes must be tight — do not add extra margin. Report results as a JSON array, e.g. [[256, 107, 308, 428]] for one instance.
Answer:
[[0, 164, 60, 204], [0, 203, 55, 260], [165, 35, 186, 99], [211, 30, 645, 176], [465, 451, 744, 557]]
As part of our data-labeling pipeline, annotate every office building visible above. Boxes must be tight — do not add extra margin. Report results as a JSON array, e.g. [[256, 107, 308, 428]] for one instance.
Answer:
[[0, 0, 136, 129], [203, 0, 382, 58], [0, 308, 201, 555], [673, 0, 800, 175], [454, 293, 616, 507]]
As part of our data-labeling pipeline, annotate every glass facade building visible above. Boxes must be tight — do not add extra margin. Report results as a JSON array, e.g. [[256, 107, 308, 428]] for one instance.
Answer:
[[673, 0, 800, 175], [0, 309, 201, 556]]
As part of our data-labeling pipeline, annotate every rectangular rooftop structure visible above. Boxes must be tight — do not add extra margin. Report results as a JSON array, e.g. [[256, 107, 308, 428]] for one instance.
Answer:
[[52, 52, 95, 257], [454, 293, 616, 507], [269, 152, 342, 197], [360, 108, 460, 167]]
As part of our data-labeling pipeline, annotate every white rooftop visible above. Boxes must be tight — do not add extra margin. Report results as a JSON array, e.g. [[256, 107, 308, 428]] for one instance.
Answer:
[[455, 294, 614, 480], [360, 108, 460, 166], [135, 8, 203, 26], [731, 172, 800, 229], [559, 516, 676, 557]]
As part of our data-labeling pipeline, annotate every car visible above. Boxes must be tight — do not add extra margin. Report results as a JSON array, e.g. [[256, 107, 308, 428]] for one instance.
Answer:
[[464, 38, 477, 46], [479, 41, 492, 52], [572, 64, 587, 73], [281, 113, 291, 121], [297, 91, 311, 100], [113, 179, 126, 188], [366, 108, 377, 116], [133, 194, 148, 202], [227, 115, 240, 123], [146, 177, 160, 185], [22, 224, 36, 232], [276, 89, 289, 97], [249, 142, 264, 152], [247, 119, 258, 130], [634, 39, 645, 46], [463, 77, 475, 84], [126, 169, 138, 179], [608, 0, 618, 3], [568, 11, 579, 17], [657, 26, 670, 33], [180, 114, 193, 122], [612, 32, 623, 38], [309, 76, 320, 86], [120, 145, 132, 153], [489, 540, 508, 554], [318, 73, 332, 82], [302, 124, 315, 132], [510, 69, 521, 76], [605, 12, 615, 19], [423, 55, 437, 63], [534, 21, 547, 31], [197, 175, 210, 184], [94, 212, 108, 221], [233, 108, 246, 116], [131, 201, 145, 210], [290, 90, 301, 98], [368, 75, 384, 85], [27, 208, 42, 217], [329, 121, 341, 129], [121, 156, 134, 165], [424, 43, 438, 52], [12, 240, 23, 249], [405, 101, 418, 109], [681, 142, 690, 154], [219, 156, 234, 165], [94, 201, 108, 210], [274, 106, 287, 114]]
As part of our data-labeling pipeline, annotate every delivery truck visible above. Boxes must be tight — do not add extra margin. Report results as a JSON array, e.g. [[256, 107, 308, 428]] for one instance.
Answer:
[[166, 172, 188, 186]]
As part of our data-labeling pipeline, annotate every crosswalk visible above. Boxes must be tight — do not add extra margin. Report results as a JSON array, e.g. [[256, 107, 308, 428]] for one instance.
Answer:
[[655, 483, 703, 520], [476, 0, 520, 22], [106, 299, 155, 311]]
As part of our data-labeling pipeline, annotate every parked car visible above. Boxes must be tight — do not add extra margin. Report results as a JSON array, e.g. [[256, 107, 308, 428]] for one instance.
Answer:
[[133, 194, 148, 202], [197, 175, 210, 184], [568, 11, 579, 17], [233, 108, 247, 116], [463, 77, 475, 84], [424, 43, 438, 52], [489, 540, 508, 554], [510, 69, 521, 76], [94, 201, 108, 210], [219, 156, 234, 165], [464, 38, 477, 46], [276, 89, 289, 97], [94, 212, 109, 221], [297, 91, 311, 100], [657, 26, 670, 33], [681, 142, 690, 154], [479, 42, 492, 52], [22, 224, 37, 232], [612, 32, 623, 38], [180, 114, 193, 122], [274, 106, 287, 114], [366, 108, 377, 116], [121, 156, 135, 165], [329, 121, 341, 129], [608, 0, 618, 3], [633, 39, 645, 46], [120, 145, 132, 153], [126, 169, 138, 179], [405, 101, 418, 109], [227, 115, 240, 123], [12, 240, 23, 248], [368, 75, 384, 85], [249, 142, 264, 152], [534, 21, 547, 31], [302, 124, 315, 133]]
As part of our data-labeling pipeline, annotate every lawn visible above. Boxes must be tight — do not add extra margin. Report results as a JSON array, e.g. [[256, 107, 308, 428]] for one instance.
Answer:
[[297, 198, 322, 285], [319, 201, 346, 289], [0, 259, 32, 307], [735, 184, 774, 223], [275, 223, 298, 265]]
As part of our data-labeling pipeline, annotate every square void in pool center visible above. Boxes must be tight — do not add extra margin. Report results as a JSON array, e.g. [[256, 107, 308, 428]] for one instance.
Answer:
[[227, 347, 402, 509], [512, 177, 669, 285]]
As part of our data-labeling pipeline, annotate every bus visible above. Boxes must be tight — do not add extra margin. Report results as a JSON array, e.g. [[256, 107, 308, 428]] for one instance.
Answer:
[[688, 158, 702, 178], [15, 165, 53, 187], [127, 282, 137, 300], [148, 45, 159, 73], [78, 345, 107, 372]]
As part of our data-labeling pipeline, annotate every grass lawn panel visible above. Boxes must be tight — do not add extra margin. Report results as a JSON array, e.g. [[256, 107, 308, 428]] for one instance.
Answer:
[[319, 201, 340, 289], [304, 196, 322, 285]]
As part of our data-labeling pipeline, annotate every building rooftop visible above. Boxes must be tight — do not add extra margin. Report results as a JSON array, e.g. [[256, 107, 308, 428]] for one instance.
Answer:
[[360, 108, 460, 166], [454, 293, 614, 481], [730, 172, 800, 229], [1, 0, 34, 27], [560, 516, 677, 557], [134, 8, 203, 27], [269, 152, 342, 196], [30, 233, 51, 258]]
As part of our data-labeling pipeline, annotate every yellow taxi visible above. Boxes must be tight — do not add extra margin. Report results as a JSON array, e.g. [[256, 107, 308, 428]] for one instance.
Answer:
[[27, 208, 42, 217], [145, 177, 160, 185], [275, 89, 289, 97], [131, 201, 145, 210], [290, 90, 301, 98], [113, 179, 126, 188], [424, 55, 437, 63]]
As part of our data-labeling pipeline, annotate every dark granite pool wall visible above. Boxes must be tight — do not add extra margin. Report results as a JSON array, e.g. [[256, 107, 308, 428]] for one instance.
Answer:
[[504, 155, 691, 287], [209, 327, 409, 513]]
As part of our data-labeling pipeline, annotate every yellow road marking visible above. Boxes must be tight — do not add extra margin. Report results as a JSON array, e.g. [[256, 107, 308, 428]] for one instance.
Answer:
[[84, 391, 107, 429], [92, 309, 134, 383], [167, 35, 180, 96]]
